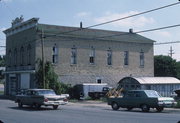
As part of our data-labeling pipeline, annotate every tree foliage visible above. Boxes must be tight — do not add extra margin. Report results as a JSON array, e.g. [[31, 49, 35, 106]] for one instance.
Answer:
[[35, 59, 71, 94], [154, 55, 177, 77], [0, 55, 5, 67]]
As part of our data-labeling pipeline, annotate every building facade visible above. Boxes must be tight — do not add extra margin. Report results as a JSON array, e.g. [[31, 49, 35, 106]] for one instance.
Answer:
[[3, 17, 154, 95]]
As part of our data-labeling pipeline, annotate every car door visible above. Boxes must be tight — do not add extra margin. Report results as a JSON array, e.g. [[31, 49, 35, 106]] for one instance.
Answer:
[[122, 92, 135, 107]]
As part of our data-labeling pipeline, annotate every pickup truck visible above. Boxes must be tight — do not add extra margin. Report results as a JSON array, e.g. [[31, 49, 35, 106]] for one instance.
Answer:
[[107, 90, 176, 112], [88, 87, 110, 99], [15, 89, 68, 109]]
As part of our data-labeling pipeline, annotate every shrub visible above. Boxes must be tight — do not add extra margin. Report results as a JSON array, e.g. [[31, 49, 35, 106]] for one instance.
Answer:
[[175, 100, 180, 108]]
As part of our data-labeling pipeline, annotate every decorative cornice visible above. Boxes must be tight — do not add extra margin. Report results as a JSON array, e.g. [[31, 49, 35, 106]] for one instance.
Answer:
[[3, 18, 39, 37]]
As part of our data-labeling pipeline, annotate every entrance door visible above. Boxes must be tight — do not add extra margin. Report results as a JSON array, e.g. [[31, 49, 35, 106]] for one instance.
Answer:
[[9, 76, 17, 95], [20, 73, 30, 89]]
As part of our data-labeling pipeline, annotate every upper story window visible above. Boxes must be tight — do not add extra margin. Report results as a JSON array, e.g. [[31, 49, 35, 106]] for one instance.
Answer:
[[27, 45, 31, 65], [140, 50, 144, 67], [107, 49, 112, 65], [89, 47, 95, 64], [52, 44, 58, 64], [8, 50, 12, 67], [124, 51, 129, 65], [71, 46, 77, 65], [20, 47, 24, 65], [14, 48, 17, 66]]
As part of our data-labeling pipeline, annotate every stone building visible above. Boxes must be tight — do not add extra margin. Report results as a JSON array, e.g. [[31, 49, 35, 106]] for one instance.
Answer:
[[3, 17, 154, 95]]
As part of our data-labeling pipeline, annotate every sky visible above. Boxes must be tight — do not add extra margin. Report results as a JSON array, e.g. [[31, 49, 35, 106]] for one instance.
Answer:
[[0, 0, 180, 60]]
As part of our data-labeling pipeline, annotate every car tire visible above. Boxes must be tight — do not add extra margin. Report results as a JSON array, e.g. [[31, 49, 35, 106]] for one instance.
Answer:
[[156, 107, 164, 112], [111, 102, 119, 110], [34, 103, 41, 109], [53, 105, 58, 110], [141, 104, 150, 112], [18, 101, 23, 108]]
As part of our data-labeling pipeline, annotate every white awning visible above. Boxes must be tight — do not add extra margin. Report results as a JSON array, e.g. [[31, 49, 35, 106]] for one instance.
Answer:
[[133, 77, 180, 84]]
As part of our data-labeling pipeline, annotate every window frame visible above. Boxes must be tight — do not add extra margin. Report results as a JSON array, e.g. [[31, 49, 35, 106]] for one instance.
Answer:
[[52, 44, 58, 64], [107, 49, 112, 66], [140, 50, 144, 67], [71, 46, 77, 65], [89, 47, 95, 64], [124, 51, 129, 66]]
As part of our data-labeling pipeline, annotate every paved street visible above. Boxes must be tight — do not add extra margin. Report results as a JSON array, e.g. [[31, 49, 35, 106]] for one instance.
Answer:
[[0, 99, 180, 123]]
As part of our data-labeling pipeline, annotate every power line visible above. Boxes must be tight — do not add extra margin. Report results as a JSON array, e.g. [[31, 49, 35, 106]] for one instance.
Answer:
[[93, 24, 180, 39], [42, 24, 180, 41], [154, 41, 180, 45], [0, 0, 15, 16], [51, 1, 180, 35], [86, 1, 180, 29]]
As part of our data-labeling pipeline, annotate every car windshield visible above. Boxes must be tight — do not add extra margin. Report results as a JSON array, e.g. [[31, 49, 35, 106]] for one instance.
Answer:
[[145, 90, 162, 97], [37, 90, 56, 95]]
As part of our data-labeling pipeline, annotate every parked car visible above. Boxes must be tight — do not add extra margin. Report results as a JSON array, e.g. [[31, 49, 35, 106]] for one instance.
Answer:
[[15, 89, 68, 109], [107, 90, 177, 112]]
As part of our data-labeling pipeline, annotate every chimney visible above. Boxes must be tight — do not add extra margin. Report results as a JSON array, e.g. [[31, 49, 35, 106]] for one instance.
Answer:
[[129, 28, 133, 33], [80, 22, 83, 29]]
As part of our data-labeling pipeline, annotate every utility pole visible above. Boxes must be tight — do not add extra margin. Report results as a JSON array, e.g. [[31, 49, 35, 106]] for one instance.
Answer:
[[41, 29, 45, 89], [169, 46, 174, 58]]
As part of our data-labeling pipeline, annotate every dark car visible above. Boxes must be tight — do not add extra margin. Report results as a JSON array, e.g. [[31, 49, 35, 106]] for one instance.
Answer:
[[107, 90, 176, 112]]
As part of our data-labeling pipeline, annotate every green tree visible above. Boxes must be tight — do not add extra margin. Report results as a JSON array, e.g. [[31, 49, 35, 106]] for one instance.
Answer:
[[154, 55, 177, 77], [35, 59, 71, 94], [0, 55, 5, 67], [176, 61, 180, 79]]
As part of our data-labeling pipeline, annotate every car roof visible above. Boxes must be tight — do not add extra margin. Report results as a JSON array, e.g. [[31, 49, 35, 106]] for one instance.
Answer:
[[128, 90, 156, 92], [27, 89, 53, 91]]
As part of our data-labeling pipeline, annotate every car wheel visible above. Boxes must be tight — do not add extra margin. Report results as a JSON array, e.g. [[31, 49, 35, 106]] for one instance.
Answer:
[[94, 93, 99, 99], [141, 104, 150, 112], [53, 105, 58, 110], [18, 101, 23, 108], [111, 102, 119, 110], [34, 103, 41, 109], [156, 107, 164, 112]]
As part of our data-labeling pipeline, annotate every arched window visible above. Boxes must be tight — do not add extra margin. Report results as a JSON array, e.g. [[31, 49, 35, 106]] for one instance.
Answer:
[[71, 46, 77, 64], [107, 48, 112, 65], [124, 51, 129, 65], [8, 50, 12, 67], [89, 46, 95, 64], [20, 47, 24, 65], [14, 48, 17, 66], [140, 50, 144, 67], [52, 44, 58, 64], [27, 45, 31, 65]]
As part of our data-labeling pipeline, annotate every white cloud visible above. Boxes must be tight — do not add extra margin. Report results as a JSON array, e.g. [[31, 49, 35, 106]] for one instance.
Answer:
[[0, 28, 7, 32], [1, 0, 12, 2], [94, 11, 155, 28], [76, 12, 91, 18], [153, 31, 172, 38]]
